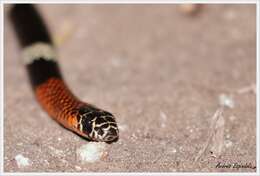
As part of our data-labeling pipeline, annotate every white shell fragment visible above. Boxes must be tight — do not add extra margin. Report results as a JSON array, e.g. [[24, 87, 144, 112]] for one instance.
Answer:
[[15, 154, 30, 168], [219, 94, 235, 108], [77, 142, 107, 163]]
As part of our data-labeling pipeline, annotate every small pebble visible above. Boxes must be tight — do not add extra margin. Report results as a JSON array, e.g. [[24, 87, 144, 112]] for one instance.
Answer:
[[171, 148, 177, 153], [224, 140, 233, 148], [219, 94, 235, 108], [44, 159, 49, 165], [226, 134, 231, 139], [15, 154, 30, 168], [75, 165, 82, 171], [17, 143, 23, 146], [77, 142, 107, 163]]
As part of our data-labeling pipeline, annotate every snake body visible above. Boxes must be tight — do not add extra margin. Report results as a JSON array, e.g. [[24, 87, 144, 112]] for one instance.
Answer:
[[10, 4, 119, 142]]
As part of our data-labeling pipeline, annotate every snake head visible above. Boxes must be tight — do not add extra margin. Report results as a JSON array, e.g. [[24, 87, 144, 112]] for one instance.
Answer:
[[77, 105, 119, 142]]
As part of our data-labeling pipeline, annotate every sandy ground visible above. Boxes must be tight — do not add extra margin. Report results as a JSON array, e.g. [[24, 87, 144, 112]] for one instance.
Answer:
[[3, 4, 256, 172]]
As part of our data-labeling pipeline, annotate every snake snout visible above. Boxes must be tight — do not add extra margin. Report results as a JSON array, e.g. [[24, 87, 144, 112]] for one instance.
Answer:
[[102, 127, 119, 142]]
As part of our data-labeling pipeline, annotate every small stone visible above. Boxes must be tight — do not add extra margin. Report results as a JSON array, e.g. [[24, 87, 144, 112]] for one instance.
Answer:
[[171, 148, 177, 153], [219, 94, 235, 108], [75, 165, 82, 171], [224, 140, 233, 148], [77, 142, 107, 163], [15, 154, 30, 168], [44, 159, 49, 165], [226, 134, 231, 139]]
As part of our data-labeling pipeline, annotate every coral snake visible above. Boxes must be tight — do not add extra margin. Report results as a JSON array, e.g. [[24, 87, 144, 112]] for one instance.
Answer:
[[9, 4, 119, 143]]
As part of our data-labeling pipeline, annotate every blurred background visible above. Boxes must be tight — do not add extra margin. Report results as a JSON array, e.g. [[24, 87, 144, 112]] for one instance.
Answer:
[[4, 4, 256, 172]]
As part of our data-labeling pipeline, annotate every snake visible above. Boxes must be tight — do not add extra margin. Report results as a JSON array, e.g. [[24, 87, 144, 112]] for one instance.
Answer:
[[9, 4, 119, 143]]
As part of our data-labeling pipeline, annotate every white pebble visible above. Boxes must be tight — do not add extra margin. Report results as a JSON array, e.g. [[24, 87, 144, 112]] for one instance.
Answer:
[[15, 154, 30, 168], [226, 134, 231, 139], [77, 142, 107, 163], [219, 94, 235, 108], [224, 140, 233, 148], [44, 159, 49, 165], [17, 143, 23, 146], [75, 165, 82, 171], [171, 148, 177, 153]]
